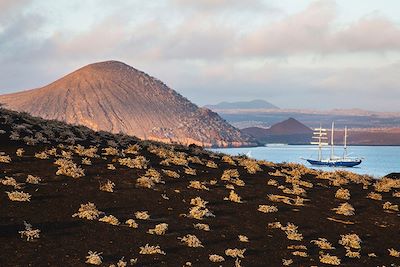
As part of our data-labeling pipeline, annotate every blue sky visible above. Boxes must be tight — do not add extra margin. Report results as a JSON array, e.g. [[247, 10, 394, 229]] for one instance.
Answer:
[[1, 0, 400, 111]]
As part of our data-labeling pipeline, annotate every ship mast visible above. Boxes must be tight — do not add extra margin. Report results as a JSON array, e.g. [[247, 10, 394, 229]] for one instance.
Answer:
[[343, 126, 348, 159], [330, 122, 335, 160], [311, 124, 328, 161]]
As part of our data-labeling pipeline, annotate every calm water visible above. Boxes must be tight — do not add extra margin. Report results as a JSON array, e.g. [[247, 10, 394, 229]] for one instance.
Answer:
[[211, 145, 400, 177]]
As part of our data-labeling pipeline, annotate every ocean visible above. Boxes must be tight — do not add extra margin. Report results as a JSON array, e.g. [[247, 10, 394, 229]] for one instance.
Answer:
[[211, 145, 400, 177]]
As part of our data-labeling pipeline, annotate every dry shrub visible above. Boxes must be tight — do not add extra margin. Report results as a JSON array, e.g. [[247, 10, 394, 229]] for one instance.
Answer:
[[188, 206, 214, 220], [393, 191, 400, 198], [292, 251, 308, 257], [269, 169, 284, 177], [102, 147, 119, 156], [162, 169, 180, 178], [187, 156, 203, 164], [1, 176, 22, 189], [383, 201, 399, 211], [388, 248, 400, 257], [258, 205, 278, 213], [345, 250, 360, 258], [221, 169, 239, 181], [206, 161, 218, 168], [311, 238, 335, 250], [225, 248, 246, 258], [268, 194, 306, 206], [282, 223, 303, 241], [119, 156, 148, 169], [86, 251, 103, 265], [222, 155, 236, 165], [224, 190, 242, 203], [19, 221, 40, 241], [209, 254, 225, 262], [107, 164, 116, 170], [335, 188, 350, 200], [74, 145, 98, 158], [16, 148, 24, 157], [367, 191, 382, 201], [137, 169, 163, 189], [238, 235, 249, 242], [123, 144, 141, 155], [26, 175, 41, 184], [231, 178, 245, 187], [374, 177, 400, 192], [268, 222, 282, 229], [139, 244, 166, 255], [319, 253, 341, 265], [282, 185, 306, 196], [193, 223, 210, 231], [7, 191, 31, 202], [184, 167, 197, 175], [135, 211, 150, 220], [72, 202, 102, 220], [188, 181, 209, 190], [178, 234, 203, 247], [238, 158, 261, 174], [339, 234, 361, 249], [100, 180, 115, 192], [109, 257, 128, 267], [125, 219, 138, 228], [267, 179, 278, 186], [54, 158, 85, 178], [190, 197, 208, 208], [35, 151, 49, 159], [81, 157, 92, 165], [148, 223, 168, 235], [99, 215, 120, 225], [333, 202, 355, 216], [0, 153, 11, 163], [282, 259, 293, 266]]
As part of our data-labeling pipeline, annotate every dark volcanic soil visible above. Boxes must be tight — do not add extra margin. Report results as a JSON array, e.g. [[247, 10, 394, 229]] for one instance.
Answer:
[[0, 109, 399, 267]]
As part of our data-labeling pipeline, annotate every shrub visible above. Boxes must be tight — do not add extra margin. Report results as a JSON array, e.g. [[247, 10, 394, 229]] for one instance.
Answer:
[[72, 202, 102, 220], [224, 190, 242, 203], [383, 201, 399, 211], [86, 251, 103, 265], [258, 205, 278, 213], [389, 248, 400, 257], [162, 169, 180, 178], [193, 223, 210, 231], [188, 206, 214, 220], [81, 157, 92, 165], [139, 244, 166, 255], [332, 203, 355, 216], [1, 176, 22, 189], [147, 223, 168, 235], [311, 238, 335, 250], [125, 219, 138, 228], [135, 211, 150, 220], [339, 234, 361, 249], [178, 234, 203, 248], [26, 175, 41, 184], [16, 148, 24, 157], [335, 188, 350, 200], [209, 254, 225, 262], [319, 253, 341, 265], [7, 191, 31, 201], [238, 235, 249, 242], [188, 181, 209, 190], [0, 153, 11, 163], [54, 158, 85, 178], [367, 192, 382, 200], [99, 180, 115, 192], [99, 215, 120, 225], [225, 248, 246, 258], [19, 221, 40, 241]]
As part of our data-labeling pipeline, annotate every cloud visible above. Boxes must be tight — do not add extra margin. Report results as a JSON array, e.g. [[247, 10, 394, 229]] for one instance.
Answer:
[[0, 0, 399, 112]]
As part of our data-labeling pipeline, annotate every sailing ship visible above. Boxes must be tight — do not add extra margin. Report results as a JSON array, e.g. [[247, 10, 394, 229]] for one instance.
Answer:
[[304, 122, 362, 167]]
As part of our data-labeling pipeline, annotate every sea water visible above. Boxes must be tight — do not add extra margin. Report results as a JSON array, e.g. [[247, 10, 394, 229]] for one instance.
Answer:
[[211, 145, 400, 177]]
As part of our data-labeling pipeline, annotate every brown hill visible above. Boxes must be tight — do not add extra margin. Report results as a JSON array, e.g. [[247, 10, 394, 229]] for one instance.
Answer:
[[0, 61, 255, 147], [242, 118, 312, 144]]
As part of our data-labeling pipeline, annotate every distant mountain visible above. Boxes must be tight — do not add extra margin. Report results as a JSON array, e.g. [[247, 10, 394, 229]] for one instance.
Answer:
[[0, 60, 256, 147], [205, 99, 279, 110], [242, 118, 313, 144]]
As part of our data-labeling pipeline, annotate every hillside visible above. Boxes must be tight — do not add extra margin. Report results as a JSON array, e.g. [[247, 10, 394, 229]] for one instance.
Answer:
[[0, 108, 399, 266], [0, 61, 255, 148], [242, 118, 313, 144]]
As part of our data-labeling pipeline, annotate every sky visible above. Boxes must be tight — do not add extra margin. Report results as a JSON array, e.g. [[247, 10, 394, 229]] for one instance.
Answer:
[[0, 0, 400, 111]]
